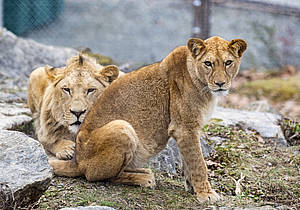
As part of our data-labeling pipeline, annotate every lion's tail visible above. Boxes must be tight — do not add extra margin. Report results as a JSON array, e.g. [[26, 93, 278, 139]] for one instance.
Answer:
[[49, 159, 83, 177]]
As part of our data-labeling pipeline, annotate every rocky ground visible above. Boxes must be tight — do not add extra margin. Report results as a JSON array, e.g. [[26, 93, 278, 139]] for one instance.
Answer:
[[0, 28, 299, 209]]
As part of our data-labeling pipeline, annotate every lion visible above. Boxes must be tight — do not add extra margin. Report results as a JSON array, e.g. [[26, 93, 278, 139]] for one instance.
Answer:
[[27, 54, 120, 160], [50, 36, 247, 202]]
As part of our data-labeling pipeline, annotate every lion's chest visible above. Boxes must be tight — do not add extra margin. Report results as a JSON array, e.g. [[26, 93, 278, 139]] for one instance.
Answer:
[[201, 96, 218, 125]]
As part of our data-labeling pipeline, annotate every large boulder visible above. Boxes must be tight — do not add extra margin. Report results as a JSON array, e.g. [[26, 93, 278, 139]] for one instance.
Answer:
[[0, 130, 52, 208], [212, 107, 286, 146]]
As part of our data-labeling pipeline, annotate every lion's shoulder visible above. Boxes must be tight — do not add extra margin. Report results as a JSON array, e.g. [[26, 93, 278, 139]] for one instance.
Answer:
[[28, 66, 55, 114]]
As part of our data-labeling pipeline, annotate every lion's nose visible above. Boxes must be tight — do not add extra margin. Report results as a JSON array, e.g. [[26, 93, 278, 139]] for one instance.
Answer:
[[70, 109, 86, 118], [214, 81, 225, 87]]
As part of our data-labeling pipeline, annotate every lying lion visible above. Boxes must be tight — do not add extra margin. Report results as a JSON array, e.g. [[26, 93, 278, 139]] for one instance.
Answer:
[[50, 36, 247, 202], [28, 54, 120, 160]]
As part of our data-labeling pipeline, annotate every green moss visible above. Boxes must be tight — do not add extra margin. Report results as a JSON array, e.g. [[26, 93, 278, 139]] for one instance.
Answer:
[[238, 78, 300, 102], [82, 49, 114, 66]]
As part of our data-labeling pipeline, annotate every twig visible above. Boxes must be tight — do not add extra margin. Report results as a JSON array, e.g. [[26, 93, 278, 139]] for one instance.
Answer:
[[230, 173, 245, 195]]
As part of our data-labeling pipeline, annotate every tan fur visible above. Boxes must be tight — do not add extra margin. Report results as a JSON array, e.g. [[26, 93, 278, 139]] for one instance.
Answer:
[[27, 54, 120, 160], [49, 36, 247, 202]]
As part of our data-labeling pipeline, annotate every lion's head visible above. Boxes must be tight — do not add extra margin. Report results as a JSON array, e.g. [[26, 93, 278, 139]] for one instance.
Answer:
[[43, 54, 119, 134], [187, 36, 247, 96]]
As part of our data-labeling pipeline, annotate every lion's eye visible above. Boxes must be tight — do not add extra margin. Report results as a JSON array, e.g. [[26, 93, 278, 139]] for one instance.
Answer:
[[204, 61, 212, 67], [225, 60, 233, 66], [87, 88, 96, 95], [62, 88, 71, 95]]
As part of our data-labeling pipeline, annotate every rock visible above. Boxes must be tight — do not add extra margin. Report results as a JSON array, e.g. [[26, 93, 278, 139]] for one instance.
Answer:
[[243, 100, 279, 114], [118, 63, 135, 73], [208, 136, 228, 145], [0, 27, 77, 78], [0, 102, 30, 116], [212, 107, 286, 146], [0, 130, 52, 208], [0, 92, 27, 103], [0, 102, 32, 130], [149, 137, 214, 174], [61, 206, 115, 210], [149, 138, 182, 174]]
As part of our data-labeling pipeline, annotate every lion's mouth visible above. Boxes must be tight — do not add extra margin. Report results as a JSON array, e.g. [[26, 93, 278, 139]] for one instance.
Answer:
[[212, 89, 229, 96], [214, 89, 227, 92], [70, 121, 82, 126]]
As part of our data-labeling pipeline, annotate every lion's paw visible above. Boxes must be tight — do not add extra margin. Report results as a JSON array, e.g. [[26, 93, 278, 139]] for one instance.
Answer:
[[55, 142, 75, 160], [196, 190, 221, 203], [141, 173, 156, 189]]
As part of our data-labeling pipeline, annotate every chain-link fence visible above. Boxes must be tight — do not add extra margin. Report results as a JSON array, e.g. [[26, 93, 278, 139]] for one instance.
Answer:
[[3, 0, 63, 35], [2, 0, 300, 69]]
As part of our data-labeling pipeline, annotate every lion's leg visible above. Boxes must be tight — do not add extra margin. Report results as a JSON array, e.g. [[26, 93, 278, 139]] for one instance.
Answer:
[[172, 127, 221, 203], [78, 120, 140, 182], [49, 159, 82, 177], [50, 139, 75, 160], [111, 168, 156, 188]]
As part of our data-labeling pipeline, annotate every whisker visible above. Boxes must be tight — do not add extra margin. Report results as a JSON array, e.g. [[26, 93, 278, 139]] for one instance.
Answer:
[[200, 86, 210, 95]]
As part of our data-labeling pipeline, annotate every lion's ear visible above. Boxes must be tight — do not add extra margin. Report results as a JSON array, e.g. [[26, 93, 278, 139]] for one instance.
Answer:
[[187, 38, 206, 58], [229, 39, 247, 57], [100, 65, 119, 83], [45, 65, 63, 82]]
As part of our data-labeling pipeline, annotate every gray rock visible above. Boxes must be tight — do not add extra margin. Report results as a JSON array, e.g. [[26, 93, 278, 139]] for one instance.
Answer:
[[0, 114, 32, 130], [0, 92, 26, 103], [0, 103, 32, 130], [149, 138, 182, 174], [0, 130, 52, 208], [243, 100, 279, 115], [0, 102, 30, 116], [0, 27, 77, 79], [212, 107, 286, 146], [208, 136, 228, 145], [149, 137, 214, 174], [61, 206, 115, 210]]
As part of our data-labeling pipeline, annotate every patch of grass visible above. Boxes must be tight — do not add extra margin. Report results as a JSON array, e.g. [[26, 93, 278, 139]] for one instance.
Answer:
[[280, 118, 300, 146], [34, 176, 202, 209], [238, 78, 300, 102], [204, 122, 300, 208], [34, 123, 300, 209]]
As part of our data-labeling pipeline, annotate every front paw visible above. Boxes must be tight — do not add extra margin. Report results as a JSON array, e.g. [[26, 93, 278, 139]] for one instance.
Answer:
[[56, 142, 75, 160], [196, 190, 221, 203]]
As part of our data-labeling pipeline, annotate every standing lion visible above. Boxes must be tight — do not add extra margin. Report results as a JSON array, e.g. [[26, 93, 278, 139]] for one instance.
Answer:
[[28, 54, 120, 160], [50, 36, 247, 203]]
